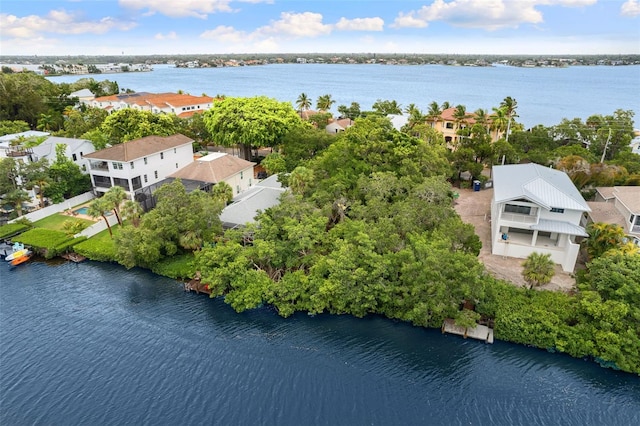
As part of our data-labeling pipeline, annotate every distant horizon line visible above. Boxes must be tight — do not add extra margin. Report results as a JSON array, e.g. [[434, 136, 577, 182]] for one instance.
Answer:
[[2, 53, 640, 58]]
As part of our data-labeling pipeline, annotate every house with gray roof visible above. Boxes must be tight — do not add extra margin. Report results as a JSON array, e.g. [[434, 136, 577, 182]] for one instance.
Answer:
[[31, 136, 95, 171], [220, 174, 285, 229], [491, 163, 590, 272], [586, 186, 640, 245]]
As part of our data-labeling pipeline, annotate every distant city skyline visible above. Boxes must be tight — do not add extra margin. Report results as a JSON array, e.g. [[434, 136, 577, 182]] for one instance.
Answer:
[[1, 1, 639, 56]]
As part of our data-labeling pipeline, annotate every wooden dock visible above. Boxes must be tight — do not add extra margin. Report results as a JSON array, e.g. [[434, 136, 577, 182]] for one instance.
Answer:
[[184, 275, 211, 295], [61, 253, 87, 263], [442, 319, 494, 344]]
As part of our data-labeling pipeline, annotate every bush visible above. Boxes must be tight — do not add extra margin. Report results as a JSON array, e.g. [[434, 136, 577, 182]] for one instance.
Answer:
[[13, 228, 76, 259], [152, 253, 196, 279], [74, 237, 117, 262], [0, 222, 31, 239]]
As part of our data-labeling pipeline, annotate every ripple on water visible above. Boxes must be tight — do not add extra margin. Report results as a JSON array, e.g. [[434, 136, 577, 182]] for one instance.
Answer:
[[1, 261, 640, 426]]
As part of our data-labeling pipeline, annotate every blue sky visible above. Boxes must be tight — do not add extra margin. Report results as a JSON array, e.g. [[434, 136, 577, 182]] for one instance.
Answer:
[[1, 0, 639, 56]]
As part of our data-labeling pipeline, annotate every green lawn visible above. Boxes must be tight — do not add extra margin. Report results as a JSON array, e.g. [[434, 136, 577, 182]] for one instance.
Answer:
[[33, 213, 95, 232]]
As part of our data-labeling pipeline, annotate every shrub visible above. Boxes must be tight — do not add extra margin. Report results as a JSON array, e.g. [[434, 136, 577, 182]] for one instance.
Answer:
[[13, 228, 75, 259], [0, 222, 31, 239], [152, 253, 196, 279]]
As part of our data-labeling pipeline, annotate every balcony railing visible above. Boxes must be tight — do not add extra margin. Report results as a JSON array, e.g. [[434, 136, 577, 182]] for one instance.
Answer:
[[90, 162, 109, 171], [500, 212, 537, 224]]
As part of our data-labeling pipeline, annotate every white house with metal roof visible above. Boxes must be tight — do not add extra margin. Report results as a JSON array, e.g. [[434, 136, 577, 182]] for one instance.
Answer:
[[31, 136, 95, 171], [219, 174, 285, 229], [491, 163, 590, 272]]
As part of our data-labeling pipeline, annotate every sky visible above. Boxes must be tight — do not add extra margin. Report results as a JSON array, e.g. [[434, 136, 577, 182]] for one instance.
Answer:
[[1, 0, 639, 56]]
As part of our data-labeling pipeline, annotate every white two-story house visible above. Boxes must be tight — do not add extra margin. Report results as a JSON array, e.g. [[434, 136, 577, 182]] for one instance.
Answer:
[[31, 136, 95, 172], [491, 163, 591, 272], [83, 134, 194, 200]]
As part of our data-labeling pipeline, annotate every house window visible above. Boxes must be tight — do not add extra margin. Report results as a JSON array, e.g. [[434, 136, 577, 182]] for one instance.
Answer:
[[504, 204, 532, 215], [174, 148, 176, 154], [630, 214, 635, 223], [446, 122, 454, 129], [112, 162, 123, 170], [130, 162, 134, 169], [72, 154, 77, 161], [113, 177, 129, 190], [80, 152, 83, 157], [144, 157, 148, 165], [236, 185, 240, 194], [131, 176, 142, 190], [175, 163, 178, 169], [550, 208, 564, 213], [154, 171, 158, 179], [160, 152, 164, 160], [240, 171, 243, 179], [144, 174, 148, 183]]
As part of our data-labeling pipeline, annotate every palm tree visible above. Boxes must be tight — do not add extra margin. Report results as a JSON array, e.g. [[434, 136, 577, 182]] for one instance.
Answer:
[[490, 106, 508, 136], [405, 104, 424, 129], [104, 185, 128, 225], [426, 101, 442, 128], [474, 108, 490, 128], [37, 113, 56, 131], [296, 93, 312, 115], [87, 198, 113, 237], [585, 222, 626, 259], [316, 94, 335, 112], [452, 104, 470, 130], [441, 101, 452, 110], [121, 199, 143, 227], [522, 252, 555, 289], [500, 96, 518, 142]]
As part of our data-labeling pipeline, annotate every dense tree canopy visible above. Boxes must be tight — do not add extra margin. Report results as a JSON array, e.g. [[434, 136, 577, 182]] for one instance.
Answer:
[[203, 96, 301, 160]]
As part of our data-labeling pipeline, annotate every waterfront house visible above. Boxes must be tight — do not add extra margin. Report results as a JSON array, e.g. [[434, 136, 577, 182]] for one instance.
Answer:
[[88, 92, 214, 118], [31, 136, 95, 172], [83, 134, 194, 200], [491, 163, 590, 272], [585, 186, 640, 245], [431, 107, 504, 147], [220, 174, 285, 229], [0, 131, 50, 161], [168, 152, 256, 195]]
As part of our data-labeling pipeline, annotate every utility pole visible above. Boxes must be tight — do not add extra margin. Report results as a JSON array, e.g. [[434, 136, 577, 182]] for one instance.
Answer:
[[600, 128, 612, 163]]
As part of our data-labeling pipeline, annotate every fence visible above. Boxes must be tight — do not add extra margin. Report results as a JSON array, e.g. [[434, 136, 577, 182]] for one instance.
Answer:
[[8, 192, 95, 224]]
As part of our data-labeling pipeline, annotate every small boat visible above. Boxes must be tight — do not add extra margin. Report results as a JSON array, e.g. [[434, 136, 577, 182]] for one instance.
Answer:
[[10, 250, 32, 266], [6, 247, 28, 262]]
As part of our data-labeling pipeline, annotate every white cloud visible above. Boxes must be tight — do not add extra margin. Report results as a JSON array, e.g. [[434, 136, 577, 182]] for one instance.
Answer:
[[0, 9, 136, 38], [155, 31, 177, 40], [334, 17, 384, 31], [119, 0, 233, 19], [200, 25, 248, 43], [391, 0, 597, 31], [255, 12, 332, 38], [621, 0, 640, 17]]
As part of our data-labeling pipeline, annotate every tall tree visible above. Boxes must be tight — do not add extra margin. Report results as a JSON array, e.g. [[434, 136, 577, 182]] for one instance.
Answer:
[[426, 101, 443, 128], [103, 185, 128, 225], [99, 109, 178, 144], [499, 96, 518, 142], [204, 96, 302, 161], [585, 222, 626, 259], [87, 197, 113, 237], [295, 93, 312, 115], [316, 94, 336, 112]]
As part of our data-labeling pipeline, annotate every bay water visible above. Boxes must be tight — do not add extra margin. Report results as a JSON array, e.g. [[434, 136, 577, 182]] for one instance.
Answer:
[[1, 261, 639, 425], [47, 63, 640, 129]]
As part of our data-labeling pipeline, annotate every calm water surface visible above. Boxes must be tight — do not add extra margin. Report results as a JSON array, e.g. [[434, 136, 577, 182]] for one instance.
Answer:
[[47, 64, 640, 129], [1, 261, 639, 425]]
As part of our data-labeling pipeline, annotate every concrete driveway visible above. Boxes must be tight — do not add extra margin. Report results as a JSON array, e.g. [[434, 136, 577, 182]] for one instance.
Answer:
[[453, 187, 577, 292]]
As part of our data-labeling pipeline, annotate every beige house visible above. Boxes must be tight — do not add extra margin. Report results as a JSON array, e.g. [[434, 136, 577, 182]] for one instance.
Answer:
[[88, 92, 214, 118], [169, 152, 256, 195], [431, 107, 504, 147], [586, 186, 640, 243]]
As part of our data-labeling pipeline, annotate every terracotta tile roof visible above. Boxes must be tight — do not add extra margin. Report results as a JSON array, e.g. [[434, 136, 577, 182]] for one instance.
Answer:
[[169, 152, 255, 183], [84, 134, 193, 162], [440, 107, 478, 124], [94, 92, 213, 109]]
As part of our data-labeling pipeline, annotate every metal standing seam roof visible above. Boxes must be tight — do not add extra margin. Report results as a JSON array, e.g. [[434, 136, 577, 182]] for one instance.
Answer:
[[220, 175, 285, 227], [493, 163, 590, 212], [530, 219, 589, 237]]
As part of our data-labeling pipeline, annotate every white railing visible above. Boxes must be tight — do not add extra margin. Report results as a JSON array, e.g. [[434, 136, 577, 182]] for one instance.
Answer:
[[500, 212, 537, 224], [9, 192, 95, 224]]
